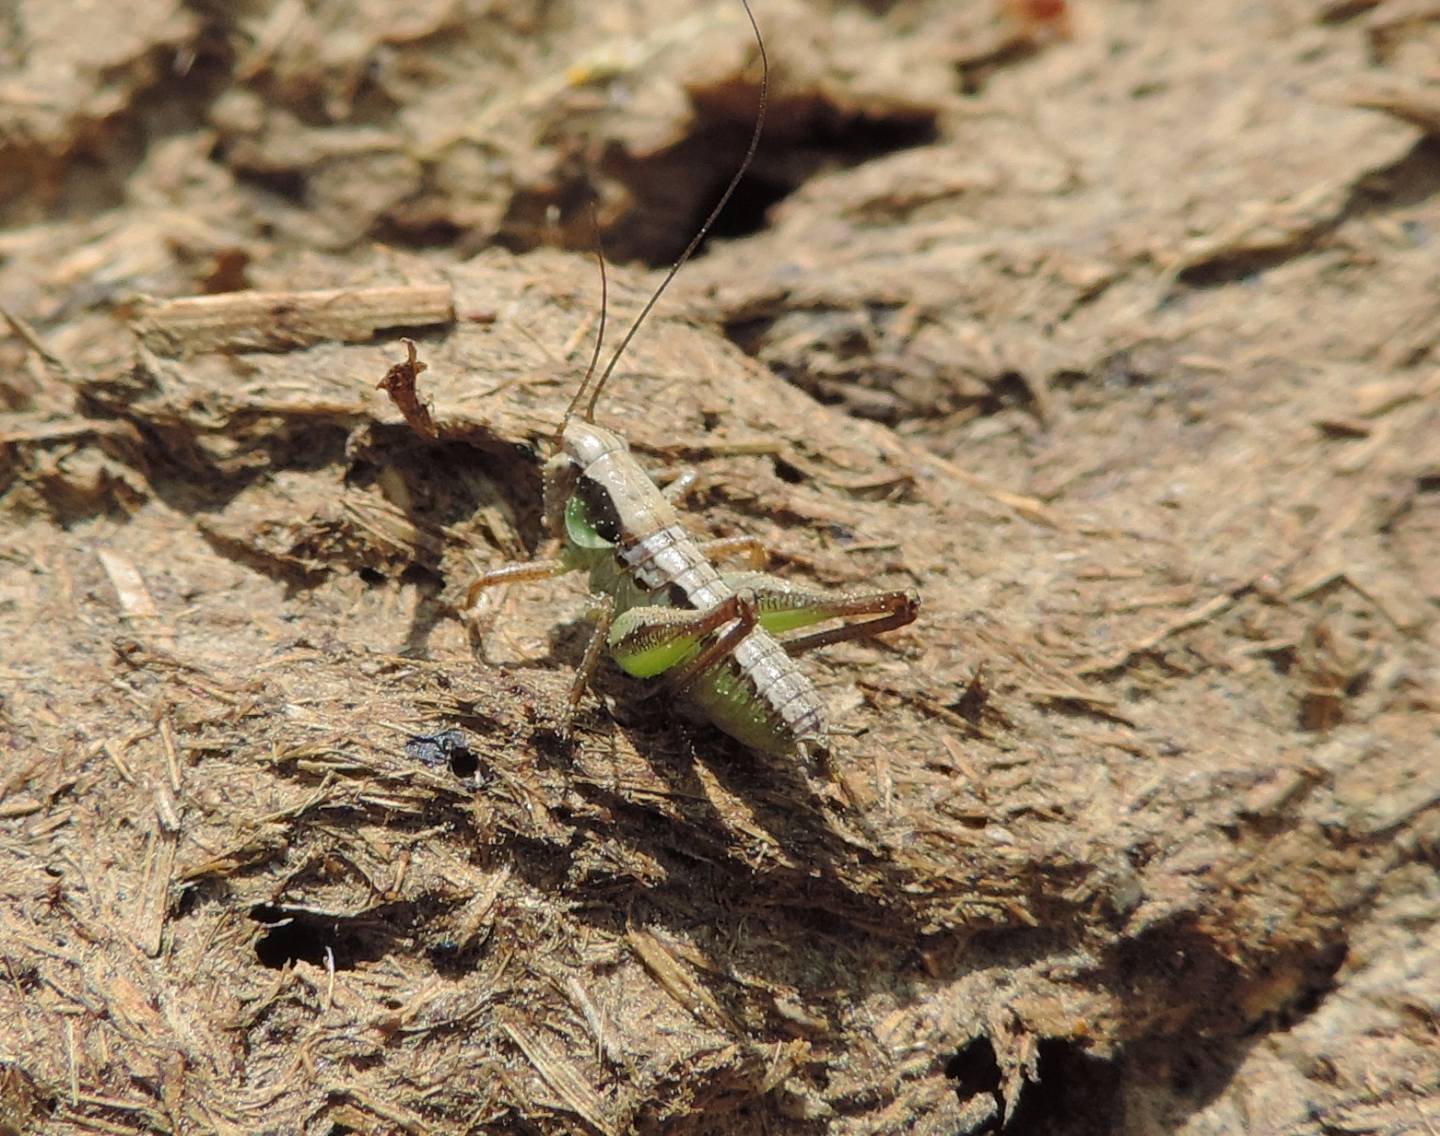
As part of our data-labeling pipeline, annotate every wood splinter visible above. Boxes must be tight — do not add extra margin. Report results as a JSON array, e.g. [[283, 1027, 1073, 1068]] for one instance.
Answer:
[[133, 283, 455, 356]]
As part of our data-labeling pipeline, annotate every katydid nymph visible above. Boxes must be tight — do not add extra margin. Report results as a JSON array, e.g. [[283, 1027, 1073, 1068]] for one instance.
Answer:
[[460, 0, 918, 756]]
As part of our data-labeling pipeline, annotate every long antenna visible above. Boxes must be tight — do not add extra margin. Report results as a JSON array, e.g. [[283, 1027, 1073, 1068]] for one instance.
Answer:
[[575, 0, 768, 427], [557, 204, 610, 445]]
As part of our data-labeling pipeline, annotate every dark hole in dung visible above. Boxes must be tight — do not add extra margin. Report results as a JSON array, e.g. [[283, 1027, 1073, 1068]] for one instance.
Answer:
[[946, 1035, 1003, 1132], [772, 456, 806, 484], [250, 903, 400, 970], [946, 1035, 1122, 1134], [606, 93, 940, 265], [1007, 1039, 1123, 1135], [405, 728, 478, 778], [252, 904, 342, 969], [695, 170, 790, 244], [448, 746, 479, 778], [399, 563, 443, 588], [229, 164, 308, 206]]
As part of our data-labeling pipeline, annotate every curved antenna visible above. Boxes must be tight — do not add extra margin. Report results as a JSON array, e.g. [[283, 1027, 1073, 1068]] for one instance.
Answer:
[[579, 0, 768, 426], [557, 204, 610, 445]]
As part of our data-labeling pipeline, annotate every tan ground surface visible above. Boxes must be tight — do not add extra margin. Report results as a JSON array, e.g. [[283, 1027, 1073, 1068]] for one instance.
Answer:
[[1, 0, 1437, 1133]]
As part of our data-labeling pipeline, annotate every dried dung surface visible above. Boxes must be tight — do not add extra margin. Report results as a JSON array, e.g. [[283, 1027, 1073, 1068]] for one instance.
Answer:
[[1, 1, 1437, 1134]]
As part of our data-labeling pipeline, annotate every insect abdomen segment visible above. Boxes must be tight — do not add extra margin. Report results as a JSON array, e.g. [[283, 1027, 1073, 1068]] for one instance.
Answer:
[[684, 633, 825, 754]]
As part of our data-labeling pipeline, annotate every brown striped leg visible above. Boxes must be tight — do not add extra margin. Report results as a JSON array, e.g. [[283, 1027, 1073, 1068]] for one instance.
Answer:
[[608, 591, 759, 693], [732, 583, 919, 656], [662, 590, 759, 695], [778, 590, 918, 656], [464, 558, 569, 611], [563, 594, 616, 732]]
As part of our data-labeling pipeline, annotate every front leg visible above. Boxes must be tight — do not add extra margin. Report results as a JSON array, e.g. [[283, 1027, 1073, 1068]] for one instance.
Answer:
[[464, 557, 571, 611]]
